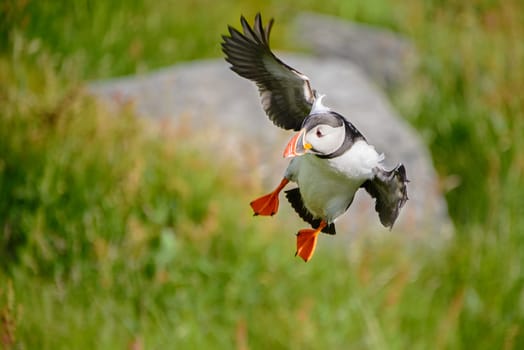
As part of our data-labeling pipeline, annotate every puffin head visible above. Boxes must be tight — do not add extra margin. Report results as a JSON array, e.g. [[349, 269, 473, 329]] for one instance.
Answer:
[[283, 112, 346, 158]]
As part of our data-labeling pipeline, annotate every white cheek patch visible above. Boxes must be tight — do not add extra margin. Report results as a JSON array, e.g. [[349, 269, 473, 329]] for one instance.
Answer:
[[310, 125, 335, 138], [307, 125, 344, 154]]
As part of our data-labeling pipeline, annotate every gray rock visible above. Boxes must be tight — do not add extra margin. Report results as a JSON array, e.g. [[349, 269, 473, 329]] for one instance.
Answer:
[[89, 55, 452, 241], [293, 12, 417, 90]]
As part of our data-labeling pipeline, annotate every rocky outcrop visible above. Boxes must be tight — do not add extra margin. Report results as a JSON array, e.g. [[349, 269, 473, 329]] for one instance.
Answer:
[[90, 54, 452, 240], [293, 12, 417, 90]]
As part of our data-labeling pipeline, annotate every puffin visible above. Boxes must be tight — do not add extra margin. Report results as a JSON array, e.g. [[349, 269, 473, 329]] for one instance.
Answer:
[[221, 13, 408, 262]]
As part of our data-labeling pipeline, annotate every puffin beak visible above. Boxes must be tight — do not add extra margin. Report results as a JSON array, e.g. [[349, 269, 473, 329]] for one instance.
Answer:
[[283, 129, 312, 158]]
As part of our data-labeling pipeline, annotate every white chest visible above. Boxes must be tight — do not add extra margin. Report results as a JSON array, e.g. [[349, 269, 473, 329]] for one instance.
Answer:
[[286, 155, 360, 223], [285, 140, 383, 223]]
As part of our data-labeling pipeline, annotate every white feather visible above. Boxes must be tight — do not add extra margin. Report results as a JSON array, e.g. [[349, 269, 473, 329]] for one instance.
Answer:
[[284, 140, 384, 223], [328, 140, 384, 179], [285, 151, 369, 223], [310, 94, 330, 114]]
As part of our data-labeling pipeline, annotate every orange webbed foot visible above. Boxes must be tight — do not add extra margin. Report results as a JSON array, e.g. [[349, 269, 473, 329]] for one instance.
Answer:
[[295, 221, 327, 262], [250, 178, 289, 216]]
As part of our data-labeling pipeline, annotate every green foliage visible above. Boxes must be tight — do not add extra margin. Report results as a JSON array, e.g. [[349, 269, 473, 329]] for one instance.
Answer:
[[0, 38, 248, 277], [0, 0, 399, 80], [395, 0, 524, 226], [1, 0, 524, 349]]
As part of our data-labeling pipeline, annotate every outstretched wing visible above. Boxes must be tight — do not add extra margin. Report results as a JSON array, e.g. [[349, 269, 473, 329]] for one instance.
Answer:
[[361, 164, 409, 229], [285, 188, 336, 235], [221, 13, 315, 131]]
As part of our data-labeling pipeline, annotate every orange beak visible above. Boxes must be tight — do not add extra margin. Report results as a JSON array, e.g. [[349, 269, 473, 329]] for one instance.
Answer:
[[283, 129, 311, 158]]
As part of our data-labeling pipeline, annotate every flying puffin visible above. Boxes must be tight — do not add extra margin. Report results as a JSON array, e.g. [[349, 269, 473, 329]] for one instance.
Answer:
[[221, 13, 408, 262]]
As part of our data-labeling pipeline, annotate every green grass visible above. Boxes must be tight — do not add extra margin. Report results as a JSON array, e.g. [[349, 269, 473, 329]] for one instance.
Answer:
[[1, 0, 524, 348]]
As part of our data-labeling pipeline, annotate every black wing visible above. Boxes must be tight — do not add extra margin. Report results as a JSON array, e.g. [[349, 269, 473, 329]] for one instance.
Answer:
[[285, 188, 336, 235], [221, 13, 315, 131], [361, 164, 409, 229]]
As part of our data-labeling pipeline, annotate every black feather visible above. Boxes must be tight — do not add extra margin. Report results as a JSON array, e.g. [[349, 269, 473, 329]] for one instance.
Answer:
[[361, 164, 409, 229], [222, 13, 315, 131]]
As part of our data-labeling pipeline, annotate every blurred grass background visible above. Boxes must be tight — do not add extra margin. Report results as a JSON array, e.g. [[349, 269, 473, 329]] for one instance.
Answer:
[[1, 0, 524, 348]]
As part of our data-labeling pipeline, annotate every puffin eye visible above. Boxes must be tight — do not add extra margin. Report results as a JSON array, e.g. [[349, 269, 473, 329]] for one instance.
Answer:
[[316, 128, 323, 138]]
